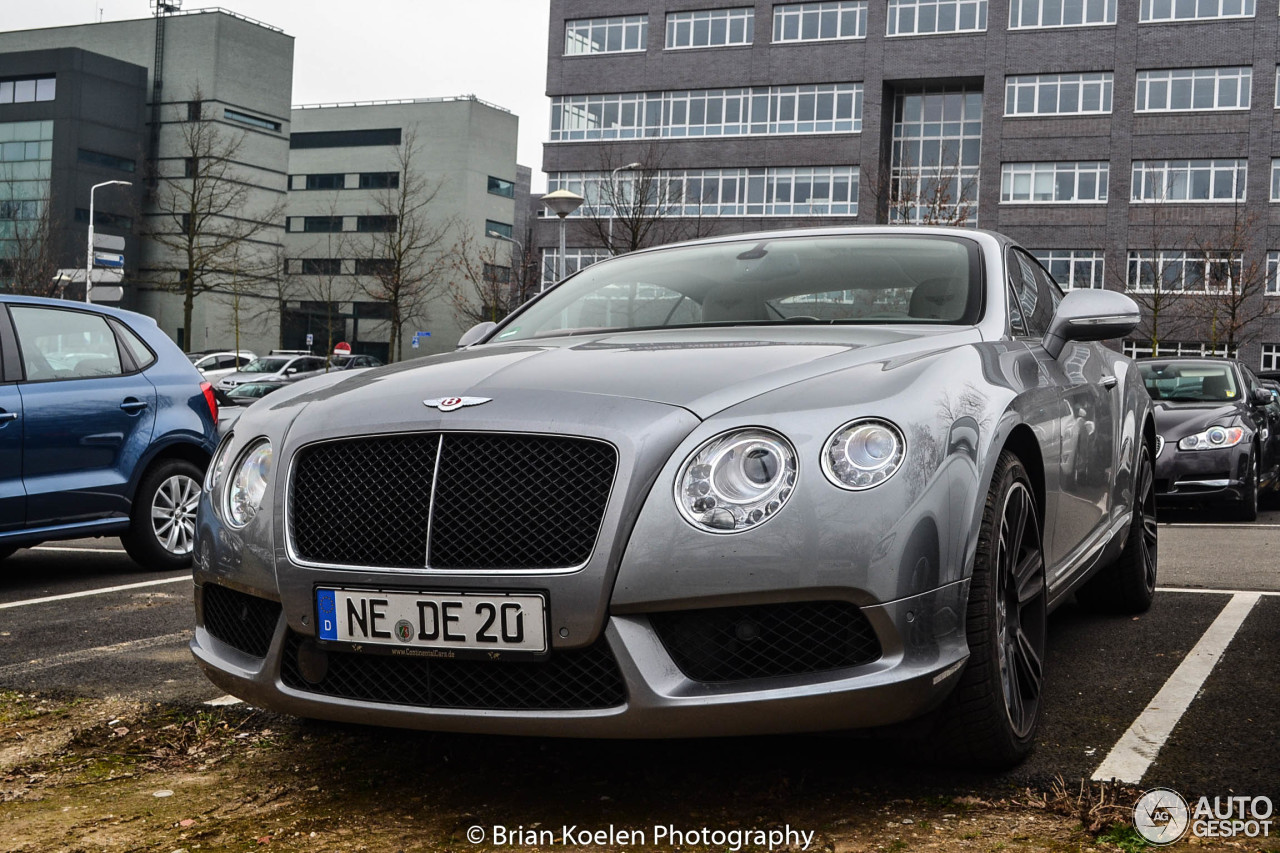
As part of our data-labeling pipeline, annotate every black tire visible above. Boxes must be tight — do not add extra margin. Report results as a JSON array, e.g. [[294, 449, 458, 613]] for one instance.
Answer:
[[121, 458, 203, 571], [1077, 444, 1158, 614], [934, 451, 1047, 769], [1236, 450, 1259, 522], [0, 545, 17, 562]]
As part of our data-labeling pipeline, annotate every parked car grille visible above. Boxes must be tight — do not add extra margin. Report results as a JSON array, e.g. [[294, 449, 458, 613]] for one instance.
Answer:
[[649, 601, 881, 683], [289, 433, 617, 570], [280, 631, 626, 711], [202, 583, 282, 659]]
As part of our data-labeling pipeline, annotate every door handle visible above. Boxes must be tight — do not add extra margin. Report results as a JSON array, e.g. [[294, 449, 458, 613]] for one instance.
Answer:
[[1101, 375, 1118, 389], [0, 411, 16, 423], [119, 399, 149, 413]]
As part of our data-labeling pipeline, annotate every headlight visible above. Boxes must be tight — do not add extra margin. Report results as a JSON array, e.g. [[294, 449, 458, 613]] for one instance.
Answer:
[[225, 439, 272, 527], [675, 428, 797, 533], [204, 433, 235, 492], [822, 418, 906, 490], [1177, 426, 1244, 451]]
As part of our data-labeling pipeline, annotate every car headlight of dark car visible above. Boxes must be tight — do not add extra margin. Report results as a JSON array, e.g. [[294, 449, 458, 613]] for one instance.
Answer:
[[822, 418, 907, 490], [1177, 426, 1244, 451], [225, 439, 273, 527], [675, 428, 797, 533]]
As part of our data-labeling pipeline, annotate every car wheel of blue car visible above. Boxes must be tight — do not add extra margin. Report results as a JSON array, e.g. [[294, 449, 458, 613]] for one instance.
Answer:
[[121, 458, 204, 571], [935, 450, 1046, 768]]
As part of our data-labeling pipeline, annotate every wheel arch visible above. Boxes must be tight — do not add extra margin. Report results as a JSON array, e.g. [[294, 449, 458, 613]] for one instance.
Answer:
[[127, 438, 212, 502]]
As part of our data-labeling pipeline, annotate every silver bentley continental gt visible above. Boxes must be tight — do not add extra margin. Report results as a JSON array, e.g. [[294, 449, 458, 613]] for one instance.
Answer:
[[192, 227, 1158, 767]]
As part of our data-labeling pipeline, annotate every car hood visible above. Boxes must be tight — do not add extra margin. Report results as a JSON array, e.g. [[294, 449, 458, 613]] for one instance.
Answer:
[[1151, 400, 1243, 441], [268, 326, 982, 423]]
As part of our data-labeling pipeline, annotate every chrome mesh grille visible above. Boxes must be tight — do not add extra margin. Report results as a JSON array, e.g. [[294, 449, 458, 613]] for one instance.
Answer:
[[289, 433, 617, 570]]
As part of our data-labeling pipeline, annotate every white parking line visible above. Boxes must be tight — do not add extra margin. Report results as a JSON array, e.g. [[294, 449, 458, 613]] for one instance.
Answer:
[[0, 576, 189, 610], [31, 545, 128, 554], [1158, 586, 1280, 596], [1091, 592, 1261, 785], [1159, 522, 1280, 529], [0, 631, 190, 679]]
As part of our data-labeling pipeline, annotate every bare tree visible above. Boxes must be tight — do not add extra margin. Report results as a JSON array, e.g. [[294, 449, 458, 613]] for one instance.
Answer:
[[865, 146, 977, 226], [1118, 199, 1200, 356], [0, 178, 60, 296], [148, 89, 284, 350], [217, 240, 280, 360], [446, 227, 540, 326], [291, 198, 351, 358], [356, 130, 456, 361], [1189, 206, 1276, 355]]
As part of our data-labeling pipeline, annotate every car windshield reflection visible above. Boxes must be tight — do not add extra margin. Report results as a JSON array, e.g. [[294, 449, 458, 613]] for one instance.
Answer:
[[1140, 361, 1240, 402]]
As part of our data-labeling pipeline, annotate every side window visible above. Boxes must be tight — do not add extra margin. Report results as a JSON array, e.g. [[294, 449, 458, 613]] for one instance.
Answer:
[[11, 307, 123, 381], [1008, 249, 1053, 338], [1006, 283, 1028, 337], [237, 355, 254, 367], [112, 320, 156, 371], [1026, 253, 1065, 314]]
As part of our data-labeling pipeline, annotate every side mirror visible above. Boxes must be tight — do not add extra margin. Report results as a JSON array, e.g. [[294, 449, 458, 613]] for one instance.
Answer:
[[1042, 289, 1140, 360], [457, 321, 498, 349], [285, 367, 298, 375], [1252, 388, 1273, 406]]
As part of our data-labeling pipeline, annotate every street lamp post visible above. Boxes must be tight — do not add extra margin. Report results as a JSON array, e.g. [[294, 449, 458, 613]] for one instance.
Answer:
[[86, 180, 132, 302], [486, 229, 529, 297], [607, 162, 642, 256], [540, 189, 585, 285]]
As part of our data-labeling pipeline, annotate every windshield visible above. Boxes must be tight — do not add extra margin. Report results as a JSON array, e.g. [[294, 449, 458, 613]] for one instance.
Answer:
[[241, 357, 290, 374], [490, 234, 982, 343], [1140, 361, 1241, 402], [229, 383, 280, 399]]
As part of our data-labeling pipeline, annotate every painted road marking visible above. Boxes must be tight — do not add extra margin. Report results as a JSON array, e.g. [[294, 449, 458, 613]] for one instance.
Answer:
[[0, 576, 188, 610], [31, 545, 127, 554], [1091, 592, 1261, 785], [1157, 586, 1280, 596], [1159, 522, 1280, 528], [0, 631, 190, 679]]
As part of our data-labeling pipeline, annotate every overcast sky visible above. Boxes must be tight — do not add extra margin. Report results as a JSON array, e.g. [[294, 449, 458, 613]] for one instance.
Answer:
[[8, 0, 553, 186]]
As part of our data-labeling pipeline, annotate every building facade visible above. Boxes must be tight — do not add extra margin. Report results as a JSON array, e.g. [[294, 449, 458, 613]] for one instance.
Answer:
[[0, 9, 293, 354], [541, 0, 1280, 369], [283, 97, 522, 359]]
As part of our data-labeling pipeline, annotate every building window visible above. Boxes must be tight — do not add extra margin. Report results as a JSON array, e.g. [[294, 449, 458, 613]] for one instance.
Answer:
[[1004, 72, 1113, 116], [541, 248, 613, 288], [1001, 162, 1108, 203], [1032, 250, 1105, 289], [565, 15, 648, 54], [551, 83, 862, 141], [547, 165, 859, 218], [485, 219, 514, 239], [488, 176, 516, 198], [356, 215, 397, 233], [1140, 0, 1253, 22], [1132, 159, 1247, 202], [183, 157, 198, 178], [1266, 251, 1280, 294], [665, 8, 755, 49], [886, 0, 987, 35], [1135, 67, 1251, 112], [305, 173, 344, 190], [355, 258, 394, 277], [1124, 340, 1237, 358], [1262, 343, 1280, 370], [302, 216, 344, 233], [773, 2, 867, 42], [890, 89, 982, 223], [72, 208, 134, 230], [1127, 250, 1241, 293], [289, 128, 402, 150], [359, 172, 399, 189], [0, 76, 56, 104], [483, 263, 512, 283], [300, 258, 343, 276], [224, 108, 281, 132], [1009, 0, 1115, 28]]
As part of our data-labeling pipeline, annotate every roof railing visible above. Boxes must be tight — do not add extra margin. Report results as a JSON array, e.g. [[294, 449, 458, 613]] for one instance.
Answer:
[[292, 94, 512, 114]]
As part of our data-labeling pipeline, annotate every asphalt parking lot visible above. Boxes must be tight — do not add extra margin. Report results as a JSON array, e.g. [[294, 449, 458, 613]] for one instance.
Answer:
[[2, 506, 1277, 805]]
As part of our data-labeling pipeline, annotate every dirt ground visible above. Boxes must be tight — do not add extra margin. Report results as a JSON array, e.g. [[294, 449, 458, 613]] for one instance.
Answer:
[[1, 691, 1274, 853]]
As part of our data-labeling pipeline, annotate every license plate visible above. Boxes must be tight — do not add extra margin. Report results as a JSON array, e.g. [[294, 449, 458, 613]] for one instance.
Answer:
[[315, 588, 547, 656]]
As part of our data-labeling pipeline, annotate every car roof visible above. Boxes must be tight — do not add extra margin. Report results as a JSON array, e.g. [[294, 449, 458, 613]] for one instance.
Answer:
[[0, 293, 157, 327]]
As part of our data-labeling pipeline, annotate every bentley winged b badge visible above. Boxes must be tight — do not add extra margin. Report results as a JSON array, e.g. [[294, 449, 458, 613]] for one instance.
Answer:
[[423, 396, 492, 412]]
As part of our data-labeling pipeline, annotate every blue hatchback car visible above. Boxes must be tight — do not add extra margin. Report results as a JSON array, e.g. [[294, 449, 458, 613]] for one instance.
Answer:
[[0, 295, 218, 570]]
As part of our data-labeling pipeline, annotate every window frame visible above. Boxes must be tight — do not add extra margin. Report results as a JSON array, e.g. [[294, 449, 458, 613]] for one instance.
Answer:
[[1139, 0, 1254, 23], [665, 7, 756, 49], [1131, 159, 1248, 203], [1000, 161, 1110, 204], [565, 14, 649, 55], [1008, 0, 1117, 29], [1004, 72, 1114, 117], [8, 305, 132, 384], [1134, 67, 1252, 113], [772, 1, 868, 43], [886, 0, 988, 36]]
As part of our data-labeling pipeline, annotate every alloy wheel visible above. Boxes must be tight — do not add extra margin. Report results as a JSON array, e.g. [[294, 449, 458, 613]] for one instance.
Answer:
[[151, 474, 200, 556], [1137, 449, 1158, 593], [993, 481, 1046, 740]]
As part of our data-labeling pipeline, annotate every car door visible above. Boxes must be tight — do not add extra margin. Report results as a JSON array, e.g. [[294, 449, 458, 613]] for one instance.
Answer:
[[0, 307, 23, 531], [9, 304, 158, 527], [1242, 365, 1280, 483], [1012, 249, 1116, 575]]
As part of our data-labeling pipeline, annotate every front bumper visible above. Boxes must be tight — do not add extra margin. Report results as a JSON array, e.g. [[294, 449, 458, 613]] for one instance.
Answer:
[[1153, 441, 1250, 505], [191, 578, 970, 738]]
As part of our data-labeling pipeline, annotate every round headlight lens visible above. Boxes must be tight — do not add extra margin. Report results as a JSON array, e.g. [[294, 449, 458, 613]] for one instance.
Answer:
[[675, 428, 797, 533], [225, 440, 272, 528], [822, 418, 906, 490]]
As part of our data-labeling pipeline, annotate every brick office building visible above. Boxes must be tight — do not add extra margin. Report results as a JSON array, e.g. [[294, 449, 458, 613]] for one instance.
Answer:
[[539, 0, 1280, 369]]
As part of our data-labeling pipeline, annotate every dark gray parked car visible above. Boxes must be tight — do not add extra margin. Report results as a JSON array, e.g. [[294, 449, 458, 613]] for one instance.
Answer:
[[192, 227, 1155, 768], [215, 351, 326, 391]]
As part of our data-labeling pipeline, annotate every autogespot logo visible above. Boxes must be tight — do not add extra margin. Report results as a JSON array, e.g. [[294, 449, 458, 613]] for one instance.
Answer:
[[1133, 788, 1190, 845]]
